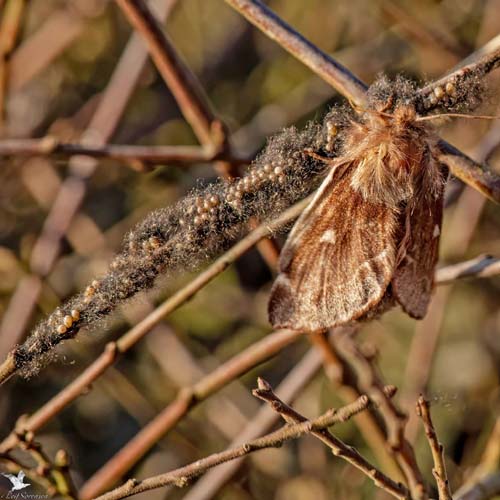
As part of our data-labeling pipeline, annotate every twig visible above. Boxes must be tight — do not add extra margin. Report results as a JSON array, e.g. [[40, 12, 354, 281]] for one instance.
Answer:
[[309, 330, 406, 483], [254, 378, 410, 500], [181, 348, 323, 500], [114, 0, 280, 266], [0, 456, 55, 496], [437, 142, 500, 204], [435, 255, 500, 284], [223, 0, 367, 105], [0, 0, 179, 362], [114, 0, 222, 149], [8, 7, 85, 91], [463, 417, 500, 488], [224, 0, 500, 204], [93, 383, 403, 500], [334, 332, 427, 499], [0, 0, 25, 129], [0, 138, 249, 167], [10, 429, 77, 499], [376, 0, 466, 59], [416, 396, 452, 500], [417, 46, 500, 105], [78, 329, 303, 498], [454, 473, 500, 500], [402, 123, 500, 442]]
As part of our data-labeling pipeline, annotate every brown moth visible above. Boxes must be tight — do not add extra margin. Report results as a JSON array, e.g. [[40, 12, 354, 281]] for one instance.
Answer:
[[268, 87, 446, 332]]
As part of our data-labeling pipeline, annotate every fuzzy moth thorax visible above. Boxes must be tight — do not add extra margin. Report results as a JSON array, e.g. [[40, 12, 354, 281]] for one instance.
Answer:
[[343, 102, 441, 207]]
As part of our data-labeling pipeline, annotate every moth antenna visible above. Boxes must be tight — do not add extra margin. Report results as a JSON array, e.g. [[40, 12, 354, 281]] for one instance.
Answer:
[[416, 113, 500, 122]]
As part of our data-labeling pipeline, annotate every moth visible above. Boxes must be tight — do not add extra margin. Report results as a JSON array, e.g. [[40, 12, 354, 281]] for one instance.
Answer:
[[268, 86, 446, 331]]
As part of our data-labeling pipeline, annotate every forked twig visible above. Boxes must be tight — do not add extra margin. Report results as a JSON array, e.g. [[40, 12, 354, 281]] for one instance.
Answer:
[[253, 378, 410, 500], [93, 381, 405, 500], [416, 396, 453, 500], [82, 343, 321, 499], [309, 329, 406, 483], [334, 332, 427, 499], [114, 0, 220, 149], [0, 0, 179, 369], [180, 348, 323, 500]]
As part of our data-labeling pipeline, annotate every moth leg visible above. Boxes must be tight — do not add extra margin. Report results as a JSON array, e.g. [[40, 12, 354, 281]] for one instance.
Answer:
[[303, 148, 336, 164], [377, 95, 394, 113]]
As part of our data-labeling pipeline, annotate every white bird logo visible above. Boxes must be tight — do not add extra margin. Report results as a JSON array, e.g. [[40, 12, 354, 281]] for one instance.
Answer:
[[2, 471, 30, 491]]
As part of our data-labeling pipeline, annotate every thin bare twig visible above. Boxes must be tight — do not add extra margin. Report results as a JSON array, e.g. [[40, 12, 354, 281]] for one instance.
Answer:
[[0, 0, 179, 362], [416, 396, 452, 500], [223, 0, 367, 105], [309, 330, 406, 483], [334, 332, 427, 499], [93, 383, 402, 500], [376, 0, 466, 59], [114, 0, 222, 150], [454, 473, 500, 500], [115, 0, 281, 266], [402, 122, 500, 442], [181, 348, 323, 500], [3, 429, 77, 499], [8, 7, 85, 92], [254, 378, 410, 500], [437, 142, 500, 204], [0, 138, 249, 167], [0, 0, 25, 129], [435, 255, 500, 284], [463, 417, 500, 488], [78, 330, 303, 498]]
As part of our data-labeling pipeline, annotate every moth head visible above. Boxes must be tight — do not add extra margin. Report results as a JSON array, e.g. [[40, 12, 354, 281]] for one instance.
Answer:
[[392, 103, 417, 127]]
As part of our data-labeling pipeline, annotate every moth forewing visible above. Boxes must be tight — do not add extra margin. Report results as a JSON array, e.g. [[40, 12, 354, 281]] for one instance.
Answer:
[[268, 165, 398, 331], [275, 160, 345, 271]]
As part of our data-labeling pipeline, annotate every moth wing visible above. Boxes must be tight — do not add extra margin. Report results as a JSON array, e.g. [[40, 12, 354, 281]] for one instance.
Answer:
[[392, 184, 444, 319], [269, 166, 398, 331]]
